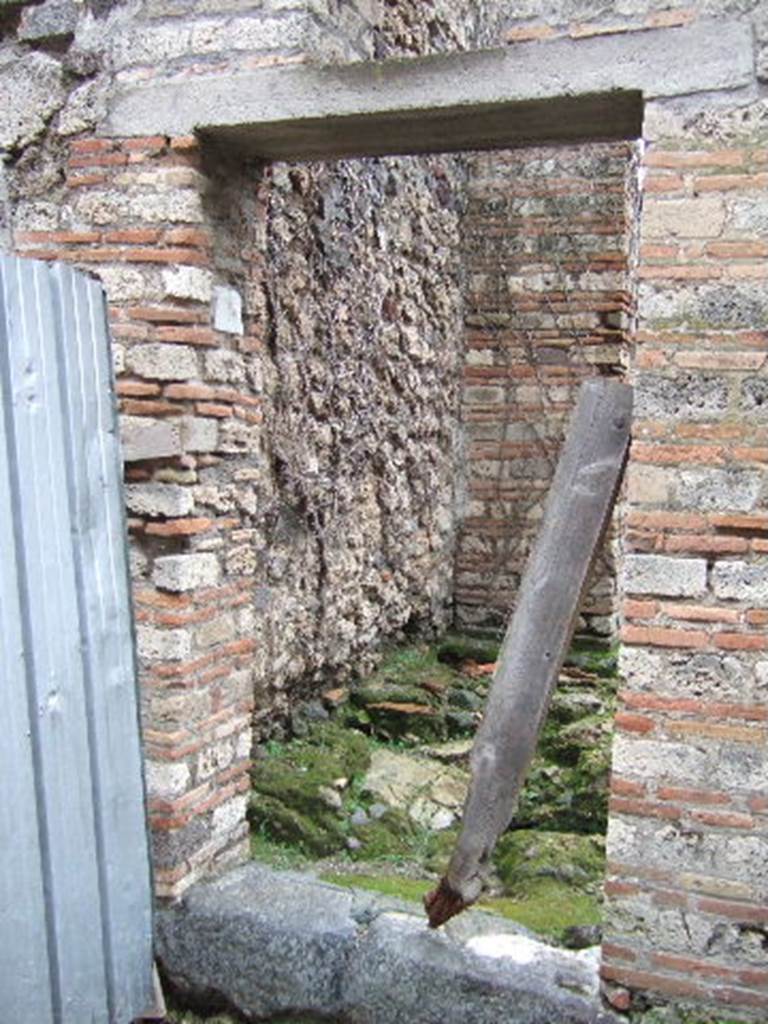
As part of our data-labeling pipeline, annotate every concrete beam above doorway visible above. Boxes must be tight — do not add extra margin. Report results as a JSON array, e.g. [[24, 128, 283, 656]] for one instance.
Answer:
[[107, 20, 753, 159]]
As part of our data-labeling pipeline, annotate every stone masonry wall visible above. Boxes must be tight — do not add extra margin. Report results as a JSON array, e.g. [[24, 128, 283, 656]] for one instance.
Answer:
[[3, 1, 768, 1019], [257, 155, 465, 715], [3, 0, 477, 897], [470, 5, 767, 1018], [601, 118, 768, 1021], [455, 142, 637, 640], [13, 136, 467, 895]]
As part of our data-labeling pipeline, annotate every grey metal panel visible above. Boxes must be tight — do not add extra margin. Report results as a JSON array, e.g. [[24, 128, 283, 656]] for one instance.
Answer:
[[0, 264, 55, 1024], [0, 255, 153, 1023], [52, 263, 154, 1022]]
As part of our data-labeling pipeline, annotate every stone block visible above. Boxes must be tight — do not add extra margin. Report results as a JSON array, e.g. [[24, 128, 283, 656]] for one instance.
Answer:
[[623, 554, 707, 598], [126, 341, 198, 380], [137, 624, 192, 661], [124, 482, 194, 518], [75, 188, 203, 226], [151, 816, 209, 870], [114, 14, 309, 68], [181, 416, 219, 453], [642, 197, 725, 239], [107, 20, 750, 152], [196, 613, 236, 648], [626, 464, 671, 505], [740, 376, 768, 419], [157, 863, 617, 1024], [112, 343, 125, 376], [58, 78, 110, 137], [219, 417, 260, 453], [712, 561, 768, 604], [204, 349, 247, 383], [212, 285, 244, 335], [162, 266, 213, 302], [677, 468, 761, 513], [196, 738, 234, 781], [611, 735, 709, 784], [634, 373, 729, 421], [153, 553, 220, 592], [18, 0, 78, 42], [0, 51, 65, 151], [145, 759, 191, 799], [211, 794, 248, 837], [729, 195, 768, 237], [620, 646, 754, 704], [96, 266, 151, 302], [120, 415, 182, 461]]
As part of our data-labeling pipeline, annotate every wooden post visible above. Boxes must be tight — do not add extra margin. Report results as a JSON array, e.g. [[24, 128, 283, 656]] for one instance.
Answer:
[[425, 378, 633, 927]]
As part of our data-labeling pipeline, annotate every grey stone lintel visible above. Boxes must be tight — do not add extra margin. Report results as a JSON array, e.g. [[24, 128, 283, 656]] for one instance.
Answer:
[[106, 19, 754, 159]]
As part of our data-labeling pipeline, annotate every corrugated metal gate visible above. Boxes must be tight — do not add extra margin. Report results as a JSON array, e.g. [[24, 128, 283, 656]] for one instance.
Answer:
[[0, 256, 154, 1023]]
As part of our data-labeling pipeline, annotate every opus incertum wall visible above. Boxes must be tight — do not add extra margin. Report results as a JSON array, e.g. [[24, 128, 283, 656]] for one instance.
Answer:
[[8, 6, 768, 1020]]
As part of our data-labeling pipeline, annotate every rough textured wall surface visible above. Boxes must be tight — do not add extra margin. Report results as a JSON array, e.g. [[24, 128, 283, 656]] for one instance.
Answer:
[[2, 0, 472, 898], [251, 153, 466, 724], [456, 142, 637, 639], [4, 5, 768, 1021], [371, 0, 505, 57], [494, 0, 768, 84], [600, 68, 768, 1024]]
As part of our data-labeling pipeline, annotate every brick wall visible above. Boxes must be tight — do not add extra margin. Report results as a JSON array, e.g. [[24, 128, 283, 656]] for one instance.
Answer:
[[601, 126, 768, 1022], [455, 142, 637, 640], [5, 2, 768, 1019], [14, 130, 468, 896], [4, 0, 483, 899], [16, 135, 262, 895]]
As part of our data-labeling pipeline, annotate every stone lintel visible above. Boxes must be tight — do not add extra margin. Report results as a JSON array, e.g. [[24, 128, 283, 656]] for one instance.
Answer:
[[106, 20, 753, 159]]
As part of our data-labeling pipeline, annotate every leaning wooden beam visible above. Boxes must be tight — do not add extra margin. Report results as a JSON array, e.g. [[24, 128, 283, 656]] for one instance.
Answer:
[[425, 377, 633, 928]]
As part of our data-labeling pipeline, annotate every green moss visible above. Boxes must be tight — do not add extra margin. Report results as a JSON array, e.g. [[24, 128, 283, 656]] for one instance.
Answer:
[[249, 721, 372, 856], [423, 826, 460, 875], [564, 641, 619, 678], [249, 794, 347, 856], [495, 830, 605, 895], [515, 674, 615, 833], [319, 872, 601, 941], [350, 808, 420, 860], [483, 880, 601, 940], [437, 633, 501, 666], [322, 872, 432, 904], [250, 830, 318, 870], [248, 634, 617, 947], [539, 712, 612, 767], [352, 682, 440, 708], [369, 643, 456, 690]]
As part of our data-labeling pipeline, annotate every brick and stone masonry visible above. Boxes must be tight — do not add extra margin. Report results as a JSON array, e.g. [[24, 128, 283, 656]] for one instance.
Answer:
[[3, 0, 768, 1019], [600, 129, 768, 1020], [15, 132, 470, 895], [455, 141, 638, 639]]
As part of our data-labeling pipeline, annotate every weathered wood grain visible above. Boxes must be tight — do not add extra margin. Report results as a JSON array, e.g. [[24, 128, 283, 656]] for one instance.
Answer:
[[426, 377, 633, 927]]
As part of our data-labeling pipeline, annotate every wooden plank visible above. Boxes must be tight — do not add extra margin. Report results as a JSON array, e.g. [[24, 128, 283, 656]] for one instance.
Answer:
[[425, 377, 633, 927], [52, 263, 154, 1021], [0, 256, 110, 1019], [0, 261, 55, 1024]]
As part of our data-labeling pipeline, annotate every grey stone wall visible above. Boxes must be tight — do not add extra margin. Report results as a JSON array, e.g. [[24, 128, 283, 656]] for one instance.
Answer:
[[234, 152, 466, 725]]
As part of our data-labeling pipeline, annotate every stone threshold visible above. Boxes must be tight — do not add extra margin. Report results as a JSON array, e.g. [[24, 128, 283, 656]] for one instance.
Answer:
[[157, 862, 620, 1023]]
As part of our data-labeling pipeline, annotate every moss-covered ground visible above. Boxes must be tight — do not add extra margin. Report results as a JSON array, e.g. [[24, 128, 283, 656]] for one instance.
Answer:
[[248, 634, 618, 946]]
